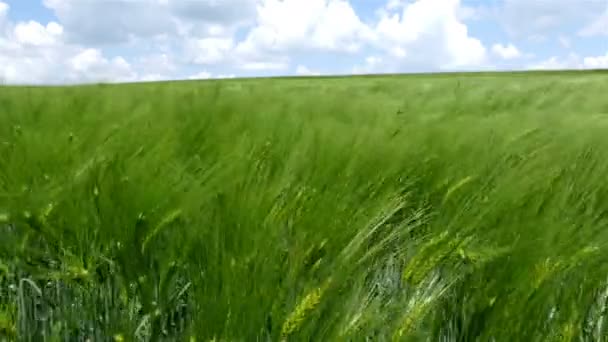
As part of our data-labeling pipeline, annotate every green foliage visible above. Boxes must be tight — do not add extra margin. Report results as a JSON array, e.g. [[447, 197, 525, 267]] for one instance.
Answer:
[[1, 71, 608, 340]]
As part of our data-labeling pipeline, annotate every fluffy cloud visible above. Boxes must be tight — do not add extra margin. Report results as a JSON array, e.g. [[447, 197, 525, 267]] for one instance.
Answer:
[[583, 53, 608, 68], [370, 0, 487, 70], [13, 21, 63, 46], [492, 43, 522, 59], [68, 48, 136, 82], [0, 3, 139, 84], [236, 0, 372, 55], [183, 37, 290, 71], [2, 0, 607, 84], [10, 0, 489, 78], [1, 7, 68, 83]]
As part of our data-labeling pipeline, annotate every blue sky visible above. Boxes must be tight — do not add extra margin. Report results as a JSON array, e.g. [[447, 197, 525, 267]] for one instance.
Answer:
[[0, 0, 606, 84]]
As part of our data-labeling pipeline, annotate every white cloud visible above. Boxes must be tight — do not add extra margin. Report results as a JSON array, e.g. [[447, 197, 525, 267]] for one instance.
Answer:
[[1, 0, 607, 84], [492, 43, 521, 59], [37, 0, 486, 75], [583, 53, 608, 68], [389, 46, 407, 58], [528, 52, 608, 70], [70, 48, 103, 71], [371, 0, 487, 70], [366, 56, 382, 68], [236, 0, 372, 55], [0, 4, 137, 84], [68, 48, 136, 82], [295, 65, 321, 76], [13, 21, 63, 46]]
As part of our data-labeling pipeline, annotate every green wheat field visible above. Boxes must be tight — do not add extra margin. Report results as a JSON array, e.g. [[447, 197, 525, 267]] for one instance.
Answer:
[[2, 71, 608, 341]]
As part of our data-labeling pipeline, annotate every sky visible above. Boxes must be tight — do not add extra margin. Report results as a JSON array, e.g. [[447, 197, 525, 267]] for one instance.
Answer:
[[0, 0, 607, 84]]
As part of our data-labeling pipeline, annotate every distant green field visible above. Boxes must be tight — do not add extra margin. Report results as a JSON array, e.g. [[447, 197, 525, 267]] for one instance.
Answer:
[[2, 71, 608, 340]]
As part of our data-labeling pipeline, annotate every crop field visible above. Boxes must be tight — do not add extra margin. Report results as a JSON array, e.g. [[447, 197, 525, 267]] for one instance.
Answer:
[[1, 71, 608, 340]]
